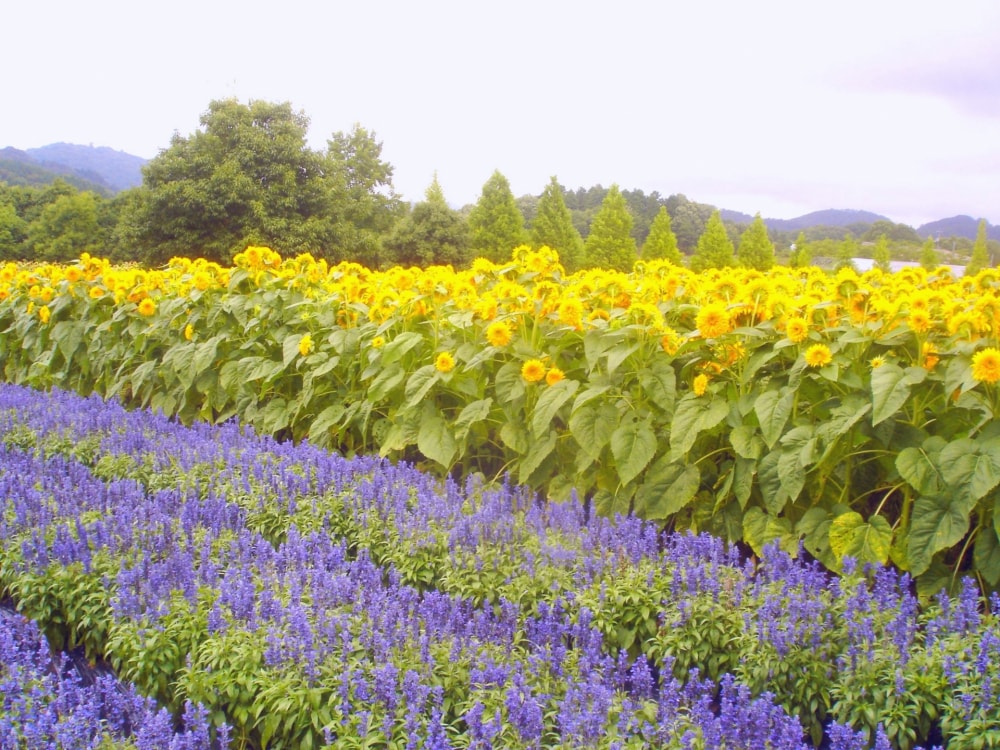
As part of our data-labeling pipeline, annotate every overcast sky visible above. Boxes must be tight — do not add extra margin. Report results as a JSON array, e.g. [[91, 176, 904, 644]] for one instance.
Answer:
[[3, 0, 998, 228]]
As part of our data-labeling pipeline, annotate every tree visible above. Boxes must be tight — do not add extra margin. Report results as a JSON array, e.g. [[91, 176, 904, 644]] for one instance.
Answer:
[[966, 218, 991, 275], [324, 124, 405, 264], [690, 210, 735, 271], [788, 231, 811, 268], [664, 194, 714, 251], [467, 170, 528, 263], [919, 237, 941, 270], [120, 98, 398, 265], [383, 175, 470, 267], [0, 197, 26, 260], [836, 234, 859, 271], [581, 184, 637, 271], [872, 234, 891, 272], [641, 206, 682, 264], [736, 213, 775, 270], [24, 190, 102, 261], [531, 176, 584, 270]]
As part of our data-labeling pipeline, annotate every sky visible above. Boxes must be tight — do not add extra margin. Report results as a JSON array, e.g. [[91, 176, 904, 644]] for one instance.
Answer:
[[3, 0, 998, 228]]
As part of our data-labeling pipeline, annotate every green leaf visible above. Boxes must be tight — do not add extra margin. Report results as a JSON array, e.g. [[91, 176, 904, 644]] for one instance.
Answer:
[[417, 408, 456, 468], [938, 437, 1000, 503], [974, 528, 1000, 586], [871, 363, 925, 426], [756, 451, 790, 516], [531, 379, 579, 438], [730, 425, 764, 460], [742, 506, 795, 557], [907, 494, 975, 576], [500, 421, 528, 454], [569, 401, 619, 461], [50, 320, 85, 361], [669, 394, 729, 460], [380, 331, 424, 366], [283, 334, 305, 368], [583, 330, 620, 373], [606, 342, 640, 375], [494, 361, 525, 404], [896, 441, 946, 496], [454, 398, 492, 441], [241, 356, 284, 383], [518, 430, 557, 484], [754, 387, 794, 448], [611, 417, 658, 486], [404, 365, 439, 408], [776, 448, 805, 504], [640, 359, 676, 412], [816, 395, 871, 444], [829, 511, 893, 567], [634, 457, 699, 520], [309, 404, 345, 440], [367, 362, 405, 402]]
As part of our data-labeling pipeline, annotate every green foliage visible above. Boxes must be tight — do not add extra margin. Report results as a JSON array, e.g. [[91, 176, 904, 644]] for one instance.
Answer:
[[383, 175, 471, 267], [920, 237, 941, 269], [24, 190, 103, 261], [966, 218, 991, 274], [690, 210, 734, 271], [531, 176, 585, 270], [872, 234, 892, 272], [467, 170, 528, 263], [736, 213, 775, 271], [582, 184, 637, 271], [641, 206, 682, 264], [788, 231, 812, 268]]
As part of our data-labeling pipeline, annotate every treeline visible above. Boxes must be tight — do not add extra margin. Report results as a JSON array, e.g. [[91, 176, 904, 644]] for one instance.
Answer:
[[1, 98, 996, 271]]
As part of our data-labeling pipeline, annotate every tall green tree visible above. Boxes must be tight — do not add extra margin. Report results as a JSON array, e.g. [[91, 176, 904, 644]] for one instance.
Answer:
[[24, 190, 102, 261], [641, 206, 682, 264], [919, 237, 941, 270], [788, 231, 811, 268], [966, 218, 991, 274], [467, 170, 528, 263], [690, 210, 735, 271], [325, 124, 405, 264], [582, 184, 637, 271], [736, 214, 775, 270], [836, 234, 859, 271], [383, 175, 470, 267], [872, 234, 892, 272], [531, 176, 585, 271], [0, 198, 26, 260]]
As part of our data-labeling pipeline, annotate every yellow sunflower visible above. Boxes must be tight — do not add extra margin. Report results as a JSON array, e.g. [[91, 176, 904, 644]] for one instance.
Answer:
[[971, 347, 1000, 383], [804, 343, 833, 368], [137, 298, 156, 316], [435, 352, 456, 373], [545, 367, 565, 386], [695, 302, 731, 339], [521, 359, 546, 383]]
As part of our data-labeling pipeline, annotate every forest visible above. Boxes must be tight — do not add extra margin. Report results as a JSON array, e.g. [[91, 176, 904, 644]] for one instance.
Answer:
[[1, 98, 997, 271]]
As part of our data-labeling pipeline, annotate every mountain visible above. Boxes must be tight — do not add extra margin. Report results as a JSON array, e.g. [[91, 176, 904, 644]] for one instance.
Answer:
[[26, 143, 146, 192], [917, 215, 1000, 242], [0, 147, 115, 194], [721, 208, 891, 232]]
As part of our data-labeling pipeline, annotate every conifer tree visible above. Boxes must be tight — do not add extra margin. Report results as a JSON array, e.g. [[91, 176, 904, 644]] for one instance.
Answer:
[[531, 176, 585, 271], [788, 231, 811, 268], [641, 206, 683, 264], [872, 234, 891, 272], [919, 237, 940, 270], [966, 218, 991, 275], [736, 213, 775, 270], [690, 210, 735, 271], [383, 174, 470, 267], [582, 184, 637, 271], [467, 170, 528, 263], [836, 234, 858, 271]]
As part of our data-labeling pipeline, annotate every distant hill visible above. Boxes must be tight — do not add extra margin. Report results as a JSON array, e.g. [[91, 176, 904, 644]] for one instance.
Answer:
[[26, 143, 146, 192], [0, 147, 116, 194], [917, 215, 1000, 242], [721, 208, 891, 233]]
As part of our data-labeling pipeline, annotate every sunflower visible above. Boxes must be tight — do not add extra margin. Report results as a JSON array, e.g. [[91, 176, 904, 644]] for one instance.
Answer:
[[693, 373, 710, 396], [695, 302, 731, 339], [371, 335, 386, 349], [521, 359, 546, 383], [784, 316, 809, 344], [435, 352, 456, 373], [804, 343, 833, 368], [38, 305, 51, 324], [485, 320, 512, 348], [137, 298, 156, 316], [971, 347, 1000, 383], [907, 309, 932, 334], [545, 367, 565, 386], [184, 323, 194, 341], [298, 334, 313, 357]]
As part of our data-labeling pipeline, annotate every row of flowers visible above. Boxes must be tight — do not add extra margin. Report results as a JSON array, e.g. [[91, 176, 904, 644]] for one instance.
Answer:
[[3, 384, 1000, 748], [2, 247, 1000, 591]]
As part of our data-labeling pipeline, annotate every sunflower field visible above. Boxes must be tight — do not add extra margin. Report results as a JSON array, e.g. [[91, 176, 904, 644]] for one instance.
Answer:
[[2, 246, 1000, 595]]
